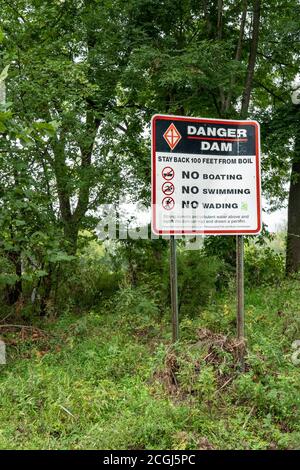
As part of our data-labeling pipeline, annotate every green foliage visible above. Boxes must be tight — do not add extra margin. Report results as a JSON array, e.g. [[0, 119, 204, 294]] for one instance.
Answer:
[[117, 236, 223, 317], [56, 240, 122, 311], [61, 263, 122, 311], [177, 352, 218, 401], [116, 234, 169, 283], [1, 0, 300, 315], [244, 246, 285, 286], [0, 255, 18, 286], [115, 285, 160, 323], [0, 0, 299, 452], [177, 251, 224, 316], [1, 278, 300, 449], [234, 371, 300, 427], [204, 235, 237, 267]]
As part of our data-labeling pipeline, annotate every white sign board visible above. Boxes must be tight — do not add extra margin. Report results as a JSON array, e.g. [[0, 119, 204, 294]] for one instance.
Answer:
[[151, 115, 261, 235]]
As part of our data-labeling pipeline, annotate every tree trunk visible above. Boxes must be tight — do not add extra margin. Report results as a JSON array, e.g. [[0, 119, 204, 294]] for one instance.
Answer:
[[39, 268, 53, 317], [5, 251, 22, 305], [223, 0, 248, 115], [1, 85, 22, 306], [240, 0, 261, 118], [217, 0, 223, 40], [286, 129, 300, 274], [63, 220, 80, 255]]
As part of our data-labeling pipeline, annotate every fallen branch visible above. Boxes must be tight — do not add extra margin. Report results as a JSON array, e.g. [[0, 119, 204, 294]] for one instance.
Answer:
[[0, 313, 13, 324], [242, 405, 256, 429], [0, 324, 53, 337], [213, 376, 234, 396]]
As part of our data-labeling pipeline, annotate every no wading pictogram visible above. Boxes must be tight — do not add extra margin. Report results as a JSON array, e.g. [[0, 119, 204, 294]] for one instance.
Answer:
[[162, 197, 175, 210], [162, 181, 175, 195]]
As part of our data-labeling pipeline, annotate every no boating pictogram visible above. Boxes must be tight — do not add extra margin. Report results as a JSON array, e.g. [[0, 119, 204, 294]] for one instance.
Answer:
[[162, 181, 175, 195], [162, 197, 175, 210], [162, 167, 174, 180]]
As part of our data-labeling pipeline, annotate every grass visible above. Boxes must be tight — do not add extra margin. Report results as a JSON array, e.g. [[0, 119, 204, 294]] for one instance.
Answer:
[[0, 278, 300, 450]]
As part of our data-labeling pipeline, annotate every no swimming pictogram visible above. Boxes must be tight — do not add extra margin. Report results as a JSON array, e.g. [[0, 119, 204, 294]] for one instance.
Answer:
[[162, 181, 175, 195]]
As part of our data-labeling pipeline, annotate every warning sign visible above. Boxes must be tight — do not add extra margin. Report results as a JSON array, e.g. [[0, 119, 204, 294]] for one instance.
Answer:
[[151, 114, 261, 235]]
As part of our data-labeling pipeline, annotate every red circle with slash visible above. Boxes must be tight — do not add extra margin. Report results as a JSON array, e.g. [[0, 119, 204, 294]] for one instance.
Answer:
[[162, 181, 175, 195], [162, 197, 175, 210], [162, 167, 175, 180]]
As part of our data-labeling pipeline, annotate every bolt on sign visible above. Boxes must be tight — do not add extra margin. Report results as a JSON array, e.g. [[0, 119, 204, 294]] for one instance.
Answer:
[[151, 114, 261, 235]]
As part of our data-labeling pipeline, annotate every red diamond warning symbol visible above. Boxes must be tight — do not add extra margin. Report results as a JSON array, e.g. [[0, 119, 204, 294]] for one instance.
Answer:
[[163, 123, 181, 150]]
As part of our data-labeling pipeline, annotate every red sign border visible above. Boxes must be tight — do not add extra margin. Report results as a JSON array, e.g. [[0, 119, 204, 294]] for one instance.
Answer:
[[151, 114, 261, 236]]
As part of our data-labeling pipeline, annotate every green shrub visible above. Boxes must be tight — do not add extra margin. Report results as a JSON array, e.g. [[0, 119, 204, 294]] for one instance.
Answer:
[[234, 371, 300, 426], [115, 285, 160, 320], [66, 264, 122, 309], [177, 251, 224, 316], [57, 241, 122, 310], [244, 246, 285, 286]]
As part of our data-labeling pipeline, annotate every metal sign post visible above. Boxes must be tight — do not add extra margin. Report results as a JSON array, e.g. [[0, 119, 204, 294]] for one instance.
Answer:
[[236, 234, 245, 371], [170, 235, 179, 342]]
